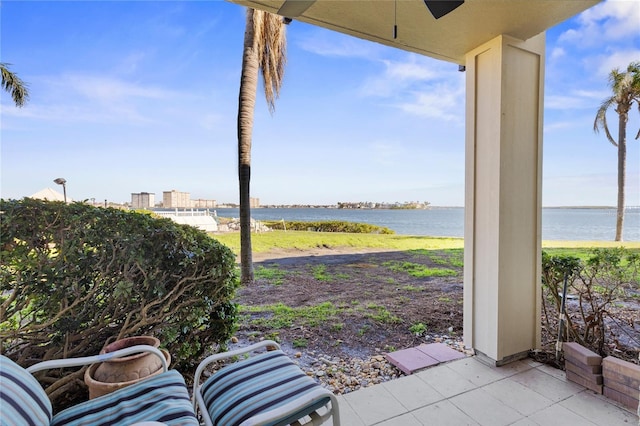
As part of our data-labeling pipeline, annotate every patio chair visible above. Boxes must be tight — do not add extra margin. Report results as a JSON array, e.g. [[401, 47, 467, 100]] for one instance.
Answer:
[[193, 340, 340, 426], [1, 345, 199, 426]]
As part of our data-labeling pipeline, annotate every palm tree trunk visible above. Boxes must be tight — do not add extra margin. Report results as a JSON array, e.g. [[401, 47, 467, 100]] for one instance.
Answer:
[[238, 9, 259, 284], [615, 112, 627, 242]]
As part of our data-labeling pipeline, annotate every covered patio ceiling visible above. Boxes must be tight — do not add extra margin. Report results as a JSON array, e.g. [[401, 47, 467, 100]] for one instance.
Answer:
[[227, 0, 599, 64]]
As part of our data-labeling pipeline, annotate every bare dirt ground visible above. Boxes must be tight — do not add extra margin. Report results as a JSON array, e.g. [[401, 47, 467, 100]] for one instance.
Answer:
[[236, 247, 639, 367], [235, 247, 465, 362]]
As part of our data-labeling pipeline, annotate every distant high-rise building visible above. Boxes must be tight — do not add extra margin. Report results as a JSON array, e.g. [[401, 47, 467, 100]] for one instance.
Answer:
[[163, 190, 192, 208], [250, 197, 260, 208], [131, 192, 155, 209]]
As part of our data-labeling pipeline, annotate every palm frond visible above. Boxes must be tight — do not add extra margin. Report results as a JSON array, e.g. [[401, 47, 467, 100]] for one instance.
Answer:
[[593, 97, 618, 146], [627, 61, 640, 140], [252, 10, 286, 113], [594, 61, 640, 146], [0, 62, 29, 107]]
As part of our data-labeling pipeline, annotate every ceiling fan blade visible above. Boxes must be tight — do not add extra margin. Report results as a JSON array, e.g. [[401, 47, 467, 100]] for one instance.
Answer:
[[424, 0, 464, 19], [278, 0, 316, 17]]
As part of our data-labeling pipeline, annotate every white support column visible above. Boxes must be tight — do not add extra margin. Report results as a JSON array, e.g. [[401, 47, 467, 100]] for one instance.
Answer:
[[463, 33, 545, 365]]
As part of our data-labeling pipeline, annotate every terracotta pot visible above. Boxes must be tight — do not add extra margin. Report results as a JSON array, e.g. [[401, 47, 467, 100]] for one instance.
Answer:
[[94, 336, 161, 382], [84, 336, 171, 399]]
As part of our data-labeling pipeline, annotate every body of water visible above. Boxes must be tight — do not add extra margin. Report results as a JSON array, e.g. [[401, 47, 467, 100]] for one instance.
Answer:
[[207, 207, 640, 241]]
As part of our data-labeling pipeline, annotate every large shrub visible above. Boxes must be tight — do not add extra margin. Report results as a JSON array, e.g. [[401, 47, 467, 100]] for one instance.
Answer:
[[0, 199, 239, 405], [541, 248, 639, 363]]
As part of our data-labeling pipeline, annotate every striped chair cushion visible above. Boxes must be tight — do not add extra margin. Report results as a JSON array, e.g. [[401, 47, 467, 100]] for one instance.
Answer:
[[0, 355, 53, 426], [51, 369, 198, 426], [201, 350, 330, 426]]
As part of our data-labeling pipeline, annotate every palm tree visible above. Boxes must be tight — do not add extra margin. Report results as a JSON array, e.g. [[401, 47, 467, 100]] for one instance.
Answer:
[[237, 9, 286, 284], [593, 61, 640, 241], [1, 62, 29, 107]]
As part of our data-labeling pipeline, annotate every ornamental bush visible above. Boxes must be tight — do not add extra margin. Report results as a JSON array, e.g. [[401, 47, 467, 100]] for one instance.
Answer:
[[263, 220, 395, 234], [0, 198, 239, 406], [541, 248, 639, 362]]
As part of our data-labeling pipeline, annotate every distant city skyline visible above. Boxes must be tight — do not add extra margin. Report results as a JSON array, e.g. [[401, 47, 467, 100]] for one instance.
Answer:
[[1, 1, 639, 207], [31, 185, 639, 209]]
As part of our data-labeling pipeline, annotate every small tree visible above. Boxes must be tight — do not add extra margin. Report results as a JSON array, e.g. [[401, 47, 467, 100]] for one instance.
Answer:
[[593, 61, 640, 241]]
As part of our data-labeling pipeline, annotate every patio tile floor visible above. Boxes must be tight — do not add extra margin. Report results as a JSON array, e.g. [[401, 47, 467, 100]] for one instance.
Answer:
[[330, 355, 638, 425]]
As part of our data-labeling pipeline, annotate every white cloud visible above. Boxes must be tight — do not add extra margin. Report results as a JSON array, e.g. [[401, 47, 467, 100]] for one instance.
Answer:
[[546, 0, 639, 120], [297, 29, 382, 59], [573, 89, 609, 99], [544, 118, 591, 132], [558, 0, 640, 46], [360, 54, 460, 96], [4, 73, 190, 125], [356, 53, 464, 120], [64, 74, 175, 103], [299, 30, 465, 120], [31, 73, 186, 123], [5, 102, 152, 125], [578, 0, 640, 40], [398, 84, 463, 121], [384, 58, 438, 81], [546, 92, 604, 110], [557, 28, 581, 44], [550, 47, 566, 60], [592, 49, 640, 77]]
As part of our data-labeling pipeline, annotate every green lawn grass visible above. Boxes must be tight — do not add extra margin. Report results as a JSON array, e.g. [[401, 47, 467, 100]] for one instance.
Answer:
[[211, 230, 639, 256]]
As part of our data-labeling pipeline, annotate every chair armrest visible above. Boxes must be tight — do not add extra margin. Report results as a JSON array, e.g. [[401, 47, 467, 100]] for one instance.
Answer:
[[239, 387, 340, 426], [193, 340, 280, 388], [192, 339, 281, 422], [26, 345, 167, 374]]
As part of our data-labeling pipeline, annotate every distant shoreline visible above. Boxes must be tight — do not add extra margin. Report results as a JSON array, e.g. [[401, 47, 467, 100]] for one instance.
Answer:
[[206, 206, 639, 241], [542, 206, 618, 209], [217, 205, 624, 210]]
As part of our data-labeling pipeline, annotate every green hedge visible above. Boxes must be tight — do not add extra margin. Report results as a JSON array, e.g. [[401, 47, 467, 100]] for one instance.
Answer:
[[0, 199, 239, 406], [262, 220, 395, 234]]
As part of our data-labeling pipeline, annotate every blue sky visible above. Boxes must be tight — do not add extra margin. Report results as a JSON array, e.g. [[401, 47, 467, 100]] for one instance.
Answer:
[[1, 0, 639, 207]]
